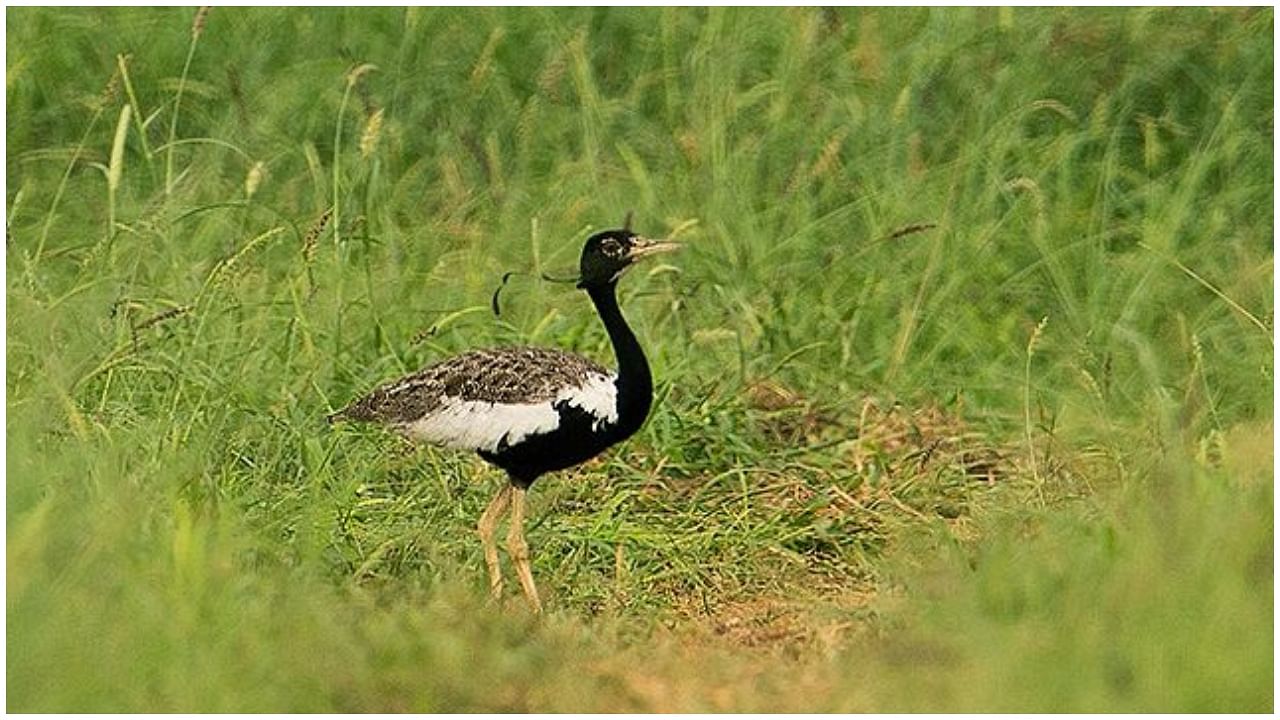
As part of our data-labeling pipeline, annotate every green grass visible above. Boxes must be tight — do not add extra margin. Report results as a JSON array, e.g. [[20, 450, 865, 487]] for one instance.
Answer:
[[6, 6, 1273, 712]]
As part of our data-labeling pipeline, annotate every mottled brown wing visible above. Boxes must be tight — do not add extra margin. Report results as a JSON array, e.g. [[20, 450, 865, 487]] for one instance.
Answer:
[[330, 346, 612, 426]]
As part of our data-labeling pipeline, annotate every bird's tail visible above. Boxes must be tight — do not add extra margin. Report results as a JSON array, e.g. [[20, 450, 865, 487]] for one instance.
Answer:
[[327, 399, 377, 425]]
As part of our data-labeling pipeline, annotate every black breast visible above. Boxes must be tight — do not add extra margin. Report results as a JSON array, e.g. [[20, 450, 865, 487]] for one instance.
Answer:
[[478, 397, 627, 488]]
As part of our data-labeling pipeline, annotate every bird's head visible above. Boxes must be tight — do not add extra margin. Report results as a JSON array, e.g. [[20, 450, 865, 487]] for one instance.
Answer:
[[576, 229, 680, 289]]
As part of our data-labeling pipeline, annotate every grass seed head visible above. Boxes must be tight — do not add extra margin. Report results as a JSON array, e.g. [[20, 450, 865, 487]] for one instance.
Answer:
[[244, 160, 265, 198], [192, 7, 211, 40], [470, 27, 505, 89], [89, 67, 122, 112], [538, 46, 567, 101], [302, 207, 332, 264], [345, 63, 378, 88], [1027, 315, 1049, 356], [360, 108, 384, 159], [133, 304, 193, 332], [811, 128, 848, 180], [107, 104, 131, 195]]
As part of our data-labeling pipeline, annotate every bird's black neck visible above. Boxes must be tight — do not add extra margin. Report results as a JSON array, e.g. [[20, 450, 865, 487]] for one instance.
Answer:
[[587, 282, 653, 439]]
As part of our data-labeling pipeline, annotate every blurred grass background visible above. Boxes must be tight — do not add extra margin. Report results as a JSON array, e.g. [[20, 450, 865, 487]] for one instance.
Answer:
[[6, 6, 1273, 712]]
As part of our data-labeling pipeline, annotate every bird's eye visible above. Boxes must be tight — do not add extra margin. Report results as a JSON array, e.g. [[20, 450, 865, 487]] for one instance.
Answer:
[[600, 239, 621, 255]]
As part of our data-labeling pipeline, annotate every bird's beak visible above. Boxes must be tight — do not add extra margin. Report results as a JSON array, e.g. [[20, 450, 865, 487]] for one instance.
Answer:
[[626, 237, 682, 262]]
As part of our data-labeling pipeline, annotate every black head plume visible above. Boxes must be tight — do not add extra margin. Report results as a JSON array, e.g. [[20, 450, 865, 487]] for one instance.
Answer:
[[490, 269, 582, 317], [491, 218, 681, 313], [491, 271, 522, 316]]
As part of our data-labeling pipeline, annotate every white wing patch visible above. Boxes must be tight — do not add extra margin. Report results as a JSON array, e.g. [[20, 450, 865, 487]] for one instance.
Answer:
[[403, 399, 559, 451], [402, 373, 618, 452], [558, 373, 619, 427]]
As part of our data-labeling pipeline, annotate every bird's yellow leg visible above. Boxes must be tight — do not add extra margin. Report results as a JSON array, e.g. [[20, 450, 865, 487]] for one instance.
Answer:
[[506, 486, 543, 614], [477, 484, 512, 600]]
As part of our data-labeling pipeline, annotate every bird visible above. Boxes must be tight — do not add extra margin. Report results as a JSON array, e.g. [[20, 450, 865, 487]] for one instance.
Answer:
[[329, 226, 679, 612]]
